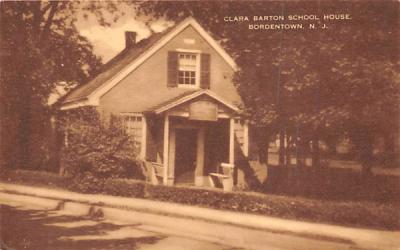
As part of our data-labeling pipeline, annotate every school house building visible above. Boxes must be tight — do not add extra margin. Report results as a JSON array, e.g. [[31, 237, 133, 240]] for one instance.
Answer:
[[60, 17, 253, 190]]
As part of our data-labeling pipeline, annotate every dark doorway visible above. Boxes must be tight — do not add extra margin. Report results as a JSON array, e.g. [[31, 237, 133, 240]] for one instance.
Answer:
[[174, 128, 197, 184], [204, 120, 229, 175]]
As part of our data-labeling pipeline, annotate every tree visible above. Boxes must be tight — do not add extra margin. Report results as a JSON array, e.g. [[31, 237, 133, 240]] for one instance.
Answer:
[[137, 1, 399, 173], [0, 1, 124, 169]]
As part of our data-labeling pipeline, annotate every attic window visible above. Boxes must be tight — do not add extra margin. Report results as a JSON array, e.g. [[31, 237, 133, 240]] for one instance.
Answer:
[[168, 51, 210, 89], [178, 53, 199, 87]]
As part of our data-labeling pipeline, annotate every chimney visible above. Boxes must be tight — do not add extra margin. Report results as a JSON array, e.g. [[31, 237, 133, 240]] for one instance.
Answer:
[[125, 31, 136, 48]]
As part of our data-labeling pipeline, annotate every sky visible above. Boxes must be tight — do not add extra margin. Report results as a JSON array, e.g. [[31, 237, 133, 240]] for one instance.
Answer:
[[76, 6, 173, 63]]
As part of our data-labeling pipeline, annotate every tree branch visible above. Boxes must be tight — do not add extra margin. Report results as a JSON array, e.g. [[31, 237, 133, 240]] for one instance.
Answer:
[[40, 2, 52, 16], [31, 1, 43, 34], [40, 1, 58, 42]]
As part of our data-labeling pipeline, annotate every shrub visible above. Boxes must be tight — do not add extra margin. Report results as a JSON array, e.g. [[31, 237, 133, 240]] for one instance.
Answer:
[[1, 169, 69, 189], [57, 107, 145, 188], [68, 171, 106, 194], [144, 184, 400, 230], [103, 178, 146, 198], [263, 166, 400, 203]]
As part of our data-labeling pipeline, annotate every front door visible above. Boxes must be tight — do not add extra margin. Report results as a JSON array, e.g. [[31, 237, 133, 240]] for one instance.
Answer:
[[174, 128, 197, 184]]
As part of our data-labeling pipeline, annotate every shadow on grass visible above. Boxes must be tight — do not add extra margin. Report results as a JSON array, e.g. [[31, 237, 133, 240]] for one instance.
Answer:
[[1, 205, 164, 250]]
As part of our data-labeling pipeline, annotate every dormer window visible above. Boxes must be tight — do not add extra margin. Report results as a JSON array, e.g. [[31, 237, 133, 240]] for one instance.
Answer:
[[168, 51, 210, 89], [178, 53, 199, 86]]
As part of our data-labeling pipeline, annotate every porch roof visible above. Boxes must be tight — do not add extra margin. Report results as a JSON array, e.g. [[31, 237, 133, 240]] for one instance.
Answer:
[[146, 89, 240, 115]]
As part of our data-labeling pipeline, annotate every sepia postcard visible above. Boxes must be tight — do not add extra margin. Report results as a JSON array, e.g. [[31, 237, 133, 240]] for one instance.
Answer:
[[0, 1, 399, 249]]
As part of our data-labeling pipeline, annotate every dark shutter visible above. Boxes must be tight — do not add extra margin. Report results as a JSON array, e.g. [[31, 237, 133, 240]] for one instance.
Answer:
[[167, 51, 178, 87], [200, 53, 210, 89]]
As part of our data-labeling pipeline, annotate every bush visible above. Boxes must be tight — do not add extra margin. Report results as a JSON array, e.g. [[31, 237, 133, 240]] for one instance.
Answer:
[[263, 166, 400, 203], [1, 169, 69, 189], [57, 107, 145, 185], [144, 184, 400, 230], [68, 172, 106, 194], [104, 178, 146, 198]]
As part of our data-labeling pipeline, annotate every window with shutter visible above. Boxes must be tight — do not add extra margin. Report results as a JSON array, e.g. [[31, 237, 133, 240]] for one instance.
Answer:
[[167, 51, 211, 89]]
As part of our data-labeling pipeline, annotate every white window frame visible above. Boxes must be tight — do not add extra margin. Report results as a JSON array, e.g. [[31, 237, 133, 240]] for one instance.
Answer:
[[121, 113, 143, 143], [176, 49, 201, 88]]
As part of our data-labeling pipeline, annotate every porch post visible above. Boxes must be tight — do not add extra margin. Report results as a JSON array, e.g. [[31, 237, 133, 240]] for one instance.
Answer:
[[195, 125, 205, 186], [243, 120, 249, 157], [229, 118, 235, 164], [140, 116, 147, 159], [163, 114, 169, 185], [168, 128, 176, 185]]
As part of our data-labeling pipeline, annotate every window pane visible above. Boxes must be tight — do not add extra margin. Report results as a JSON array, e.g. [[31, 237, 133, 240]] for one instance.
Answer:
[[178, 53, 198, 86]]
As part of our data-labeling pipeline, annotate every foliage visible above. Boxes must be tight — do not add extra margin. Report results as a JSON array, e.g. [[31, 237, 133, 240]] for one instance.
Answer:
[[136, 1, 400, 170], [0, 1, 126, 170], [1, 169, 70, 189], [263, 166, 400, 203], [104, 178, 146, 198], [57, 107, 145, 190]]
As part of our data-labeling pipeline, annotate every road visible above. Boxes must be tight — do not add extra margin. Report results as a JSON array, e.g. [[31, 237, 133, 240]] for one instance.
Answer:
[[0, 199, 234, 250], [1, 194, 394, 250]]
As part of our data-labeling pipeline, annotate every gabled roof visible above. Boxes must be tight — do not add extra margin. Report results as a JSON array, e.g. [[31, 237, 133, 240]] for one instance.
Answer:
[[61, 17, 237, 110], [62, 28, 172, 105]]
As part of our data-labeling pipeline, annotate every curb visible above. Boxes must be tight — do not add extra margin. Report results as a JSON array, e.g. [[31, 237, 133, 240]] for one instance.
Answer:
[[1, 182, 399, 250]]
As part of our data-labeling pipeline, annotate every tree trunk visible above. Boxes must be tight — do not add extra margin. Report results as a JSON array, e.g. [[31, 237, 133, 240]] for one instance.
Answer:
[[296, 137, 306, 168], [285, 132, 291, 167], [17, 105, 32, 168], [383, 132, 395, 167], [258, 137, 269, 165], [312, 135, 320, 168], [279, 129, 285, 167], [360, 134, 374, 174]]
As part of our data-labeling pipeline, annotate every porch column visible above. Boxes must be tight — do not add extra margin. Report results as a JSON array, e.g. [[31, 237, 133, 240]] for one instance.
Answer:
[[195, 125, 205, 186], [243, 120, 249, 157], [229, 118, 235, 164], [163, 115, 169, 185], [168, 128, 176, 184], [140, 116, 147, 159]]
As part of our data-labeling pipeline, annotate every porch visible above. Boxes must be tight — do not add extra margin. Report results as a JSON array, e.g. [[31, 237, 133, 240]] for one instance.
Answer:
[[140, 91, 248, 190]]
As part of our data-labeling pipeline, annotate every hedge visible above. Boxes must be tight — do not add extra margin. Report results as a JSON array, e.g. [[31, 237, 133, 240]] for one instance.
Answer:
[[1, 169, 399, 230]]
